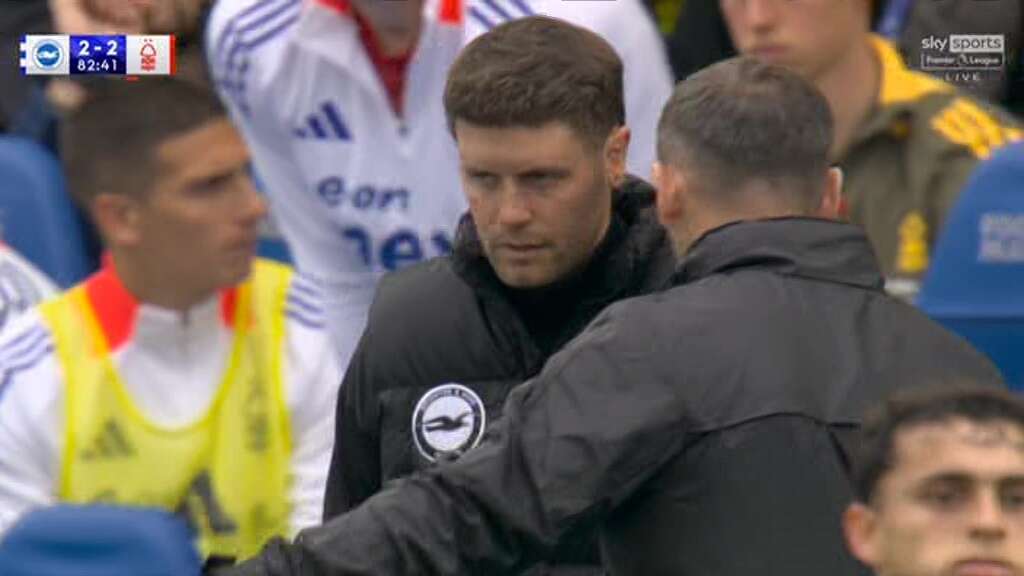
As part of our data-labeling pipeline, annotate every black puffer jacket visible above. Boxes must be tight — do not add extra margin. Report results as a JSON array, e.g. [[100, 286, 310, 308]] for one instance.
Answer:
[[323, 177, 676, 573]]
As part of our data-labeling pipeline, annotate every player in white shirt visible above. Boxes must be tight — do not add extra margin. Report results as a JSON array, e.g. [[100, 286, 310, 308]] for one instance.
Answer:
[[0, 79, 339, 563], [205, 0, 674, 365], [0, 244, 57, 332]]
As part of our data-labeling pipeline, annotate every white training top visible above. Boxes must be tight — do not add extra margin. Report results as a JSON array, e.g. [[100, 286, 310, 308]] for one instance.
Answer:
[[0, 244, 57, 333], [205, 0, 674, 365], [0, 265, 340, 536]]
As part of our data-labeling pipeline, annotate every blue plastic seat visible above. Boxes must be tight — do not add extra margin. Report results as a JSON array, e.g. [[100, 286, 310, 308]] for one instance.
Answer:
[[917, 142, 1024, 390], [0, 505, 201, 576], [0, 137, 91, 288]]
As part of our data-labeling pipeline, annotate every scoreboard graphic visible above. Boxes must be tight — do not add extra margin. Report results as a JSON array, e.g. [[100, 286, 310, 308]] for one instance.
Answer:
[[20, 35, 176, 76]]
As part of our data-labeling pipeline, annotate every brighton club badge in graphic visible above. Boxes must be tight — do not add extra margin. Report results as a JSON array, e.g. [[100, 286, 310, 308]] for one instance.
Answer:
[[412, 383, 486, 463], [20, 35, 69, 75]]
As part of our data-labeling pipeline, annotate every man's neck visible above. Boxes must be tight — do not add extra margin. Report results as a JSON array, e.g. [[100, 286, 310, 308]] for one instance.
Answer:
[[109, 253, 212, 313], [350, 1, 422, 58], [814, 37, 881, 161]]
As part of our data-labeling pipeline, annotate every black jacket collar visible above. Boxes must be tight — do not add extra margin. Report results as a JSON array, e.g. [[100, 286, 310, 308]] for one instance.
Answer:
[[673, 218, 885, 291], [450, 176, 674, 367], [452, 176, 672, 301]]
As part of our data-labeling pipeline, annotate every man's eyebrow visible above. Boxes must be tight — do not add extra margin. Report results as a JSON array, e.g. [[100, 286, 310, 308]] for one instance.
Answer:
[[917, 472, 974, 486], [517, 168, 571, 177], [959, 426, 1024, 452]]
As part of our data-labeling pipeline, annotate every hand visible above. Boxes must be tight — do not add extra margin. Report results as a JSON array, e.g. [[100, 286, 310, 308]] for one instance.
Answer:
[[49, 0, 146, 35]]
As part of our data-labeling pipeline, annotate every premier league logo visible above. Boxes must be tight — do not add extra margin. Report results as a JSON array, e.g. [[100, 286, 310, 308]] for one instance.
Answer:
[[33, 40, 63, 70], [412, 384, 486, 463]]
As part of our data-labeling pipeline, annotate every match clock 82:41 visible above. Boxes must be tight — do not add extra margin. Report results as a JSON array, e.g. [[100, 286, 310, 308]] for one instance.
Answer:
[[70, 35, 127, 75]]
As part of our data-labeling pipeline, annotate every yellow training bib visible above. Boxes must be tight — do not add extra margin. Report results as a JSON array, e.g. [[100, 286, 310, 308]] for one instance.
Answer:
[[39, 260, 295, 561]]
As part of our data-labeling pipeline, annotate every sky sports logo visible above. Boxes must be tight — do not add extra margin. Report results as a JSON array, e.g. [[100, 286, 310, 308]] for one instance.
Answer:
[[921, 35, 1005, 54], [919, 34, 1005, 76]]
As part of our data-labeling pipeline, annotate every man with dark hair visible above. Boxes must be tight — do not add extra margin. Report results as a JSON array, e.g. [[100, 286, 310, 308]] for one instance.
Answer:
[[323, 17, 674, 575], [229, 57, 1001, 576], [204, 0, 672, 369], [0, 78, 340, 563], [844, 386, 1024, 576], [720, 0, 1022, 299]]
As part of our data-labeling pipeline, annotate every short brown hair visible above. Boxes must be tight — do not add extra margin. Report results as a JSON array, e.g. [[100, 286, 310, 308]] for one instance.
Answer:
[[443, 16, 624, 149], [61, 78, 226, 207], [657, 57, 833, 210], [854, 385, 1024, 504]]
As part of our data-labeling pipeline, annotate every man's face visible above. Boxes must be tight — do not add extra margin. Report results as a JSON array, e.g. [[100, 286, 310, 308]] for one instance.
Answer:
[[853, 419, 1024, 576], [136, 118, 266, 297], [719, 0, 867, 80], [455, 121, 621, 289]]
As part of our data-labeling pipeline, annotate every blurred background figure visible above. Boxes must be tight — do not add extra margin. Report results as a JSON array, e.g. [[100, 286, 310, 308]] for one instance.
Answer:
[[0, 79, 339, 567], [720, 0, 1022, 300], [845, 385, 1024, 576]]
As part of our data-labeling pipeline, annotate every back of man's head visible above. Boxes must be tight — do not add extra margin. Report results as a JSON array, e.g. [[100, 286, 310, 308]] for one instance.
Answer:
[[61, 78, 226, 208], [444, 15, 624, 149], [657, 56, 834, 213]]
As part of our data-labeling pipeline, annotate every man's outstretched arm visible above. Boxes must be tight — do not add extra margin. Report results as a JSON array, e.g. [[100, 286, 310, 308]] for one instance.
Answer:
[[229, 303, 690, 576]]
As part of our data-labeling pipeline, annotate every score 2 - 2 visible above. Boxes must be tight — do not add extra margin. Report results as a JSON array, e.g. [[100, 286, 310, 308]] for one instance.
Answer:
[[70, 35, 127, 75]]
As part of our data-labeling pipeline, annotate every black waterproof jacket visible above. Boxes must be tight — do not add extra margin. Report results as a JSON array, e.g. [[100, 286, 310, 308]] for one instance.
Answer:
[[238, 218, 1002, 576]]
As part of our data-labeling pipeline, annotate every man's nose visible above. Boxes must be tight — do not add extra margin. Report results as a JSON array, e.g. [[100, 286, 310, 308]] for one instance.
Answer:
[[238, 172, 269, 223], [745, 0, 781, 31], [968, 492, 1008, 543], [495, 189, 532, 229]]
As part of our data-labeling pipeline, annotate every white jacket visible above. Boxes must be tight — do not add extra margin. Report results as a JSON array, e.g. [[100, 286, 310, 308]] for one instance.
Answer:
[[205, 0, 674, 364], [0, 244, 57, 333]]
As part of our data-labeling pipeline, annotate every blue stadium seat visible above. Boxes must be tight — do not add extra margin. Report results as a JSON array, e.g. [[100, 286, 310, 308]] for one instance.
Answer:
[[0, 137, 91, 288], [917, 142, 1024, 390], [0, 505, 201, 576]]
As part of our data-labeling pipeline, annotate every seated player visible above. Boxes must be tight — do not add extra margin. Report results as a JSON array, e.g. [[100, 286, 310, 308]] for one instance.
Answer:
[[0, 79, 339, 564]]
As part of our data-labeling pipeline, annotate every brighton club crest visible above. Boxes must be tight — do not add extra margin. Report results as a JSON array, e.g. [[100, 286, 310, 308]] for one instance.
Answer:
[[412, 383, 486, 463]]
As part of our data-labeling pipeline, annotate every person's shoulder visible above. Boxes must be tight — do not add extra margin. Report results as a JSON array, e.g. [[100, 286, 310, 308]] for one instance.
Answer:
[[527, 0, 649, 29], [930, 92, 1022, 157], [464, 0, 650, 40], [0, 247, 58, 333], [205, 0, 303, 99], [369, 258, 471, 327], [876, 36, 1023, 158], [0, 308, 60, 407]]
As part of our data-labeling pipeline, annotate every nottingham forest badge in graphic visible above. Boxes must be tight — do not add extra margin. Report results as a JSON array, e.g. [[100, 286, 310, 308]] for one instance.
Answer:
[[412, 383, 486, 463]]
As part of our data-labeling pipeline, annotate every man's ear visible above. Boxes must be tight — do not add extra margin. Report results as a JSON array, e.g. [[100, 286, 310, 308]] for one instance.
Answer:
[[91, 192, 143, 248], [842, 502, 881, 570], [653, 161, 684, 227], [816, 166, 844, 219], [604, 126, 631, 188]]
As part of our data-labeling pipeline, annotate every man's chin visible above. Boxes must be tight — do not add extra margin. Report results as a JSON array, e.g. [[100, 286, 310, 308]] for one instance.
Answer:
[[494, 267, 555, 290], [222, 258, 256, 287]]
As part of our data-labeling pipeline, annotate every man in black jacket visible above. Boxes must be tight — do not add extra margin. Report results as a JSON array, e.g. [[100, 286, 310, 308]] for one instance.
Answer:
[[322, 16, 675, 574], [230, 52, 1003, 576]]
